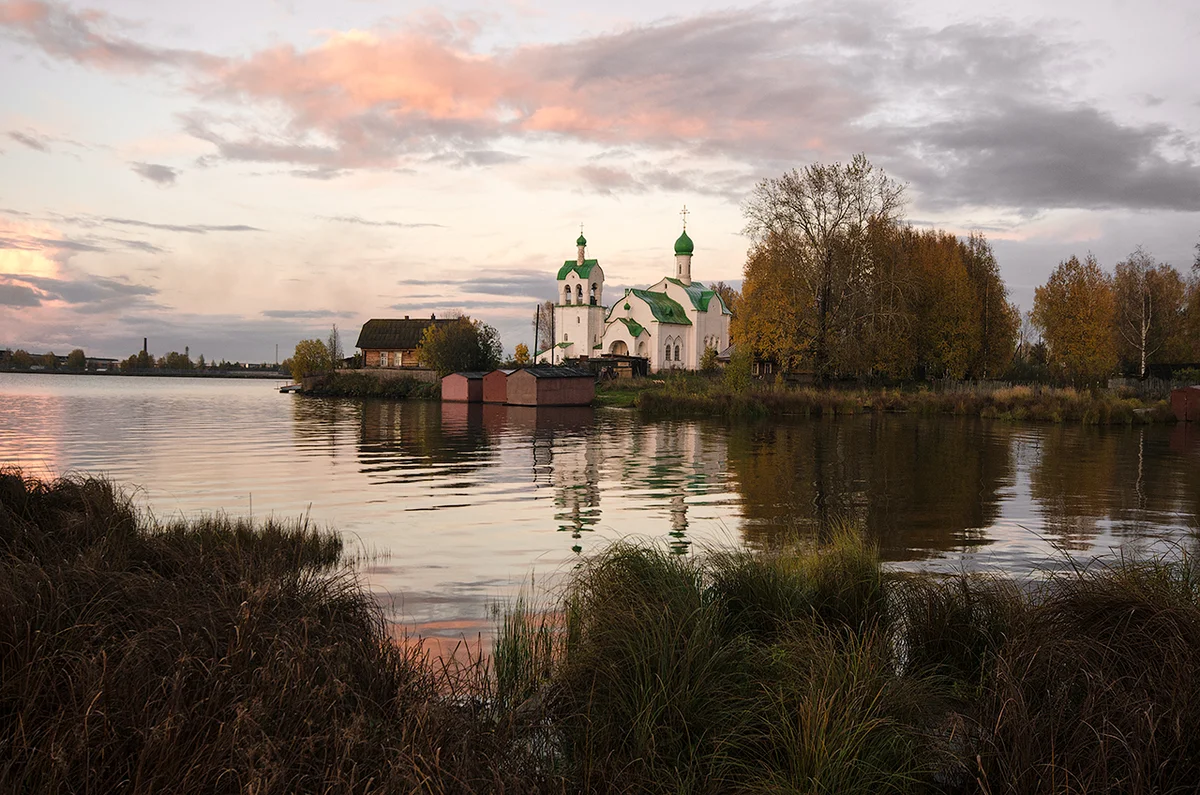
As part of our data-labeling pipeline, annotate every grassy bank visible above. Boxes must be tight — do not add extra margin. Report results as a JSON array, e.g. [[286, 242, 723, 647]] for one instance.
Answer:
[[619, 375, 1177, 423], [303, 372, 440, 400], [6, 471, 1200, 792]]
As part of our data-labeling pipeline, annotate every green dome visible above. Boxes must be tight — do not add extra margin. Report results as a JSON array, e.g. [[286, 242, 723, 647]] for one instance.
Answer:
[[576, 233, 587, 247], [674, 229, 694, 255]]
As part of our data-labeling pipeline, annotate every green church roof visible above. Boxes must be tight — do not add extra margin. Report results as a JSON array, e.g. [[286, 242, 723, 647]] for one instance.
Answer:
[[616, 317, 647, 337], [664, 278, 731, 314], [577, 233, 587, 246], [630, 288, 691, 325], [674, 229, 694, 256], [558, 259, 600, 280]]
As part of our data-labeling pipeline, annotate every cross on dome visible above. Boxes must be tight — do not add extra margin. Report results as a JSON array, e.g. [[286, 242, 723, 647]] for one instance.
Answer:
[[680, 205, 689, 230]]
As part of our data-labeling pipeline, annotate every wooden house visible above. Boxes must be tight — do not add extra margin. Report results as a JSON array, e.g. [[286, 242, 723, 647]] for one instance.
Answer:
[[505, 366, 595, 407], [441, 371, 486, 402], [483, 369, 516, 403], [355, 316, 457, 368]]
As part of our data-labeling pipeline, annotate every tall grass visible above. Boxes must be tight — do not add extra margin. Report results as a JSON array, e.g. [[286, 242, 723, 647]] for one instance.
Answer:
[[634, 377, 1176, 424], [7, 469, 1200, 792], [305, 372, 440, 399], [0, 468, 539, 794]]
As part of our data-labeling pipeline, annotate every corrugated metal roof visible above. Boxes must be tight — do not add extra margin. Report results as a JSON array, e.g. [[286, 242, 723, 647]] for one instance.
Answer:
[[355, 318, 459, 350], [514, 366, 594, 379]]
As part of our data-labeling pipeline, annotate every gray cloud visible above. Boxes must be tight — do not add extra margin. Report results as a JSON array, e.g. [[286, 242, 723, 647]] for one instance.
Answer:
[[0, 234, 105, 252], [261, 309, 356, 319], [1, 271, 159, 314], [893, 102, 1200, 212], [325, 215, 444, 229], [8, 130, 49, 151], [430, 149, 525, 168], [396, 268, 549, 294], [0, 0, 218, 71], [0, 282, 43, 307], [5, 1, 1199, 216], [102, 216, 263, 234], [130, 161, 180, 185], [116, 238, 167, 254]]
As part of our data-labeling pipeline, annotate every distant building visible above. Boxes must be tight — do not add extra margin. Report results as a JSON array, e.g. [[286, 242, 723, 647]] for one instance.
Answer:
[[535, 212, 732, 372], [355, 315, 456, 367]]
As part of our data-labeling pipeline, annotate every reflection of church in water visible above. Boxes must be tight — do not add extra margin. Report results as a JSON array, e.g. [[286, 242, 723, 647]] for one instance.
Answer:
[[354, 399, 730, 557], [524, 413, 728, 555]]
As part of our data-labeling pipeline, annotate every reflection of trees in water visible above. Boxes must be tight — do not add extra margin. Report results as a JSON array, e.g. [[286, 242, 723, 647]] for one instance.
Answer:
[[291, 396, 360, 457], [355, 400, 496, 481], [1031, 424, 1200, 548], [727, 416, 1014, 559], [1172, 425, 1200, 531]]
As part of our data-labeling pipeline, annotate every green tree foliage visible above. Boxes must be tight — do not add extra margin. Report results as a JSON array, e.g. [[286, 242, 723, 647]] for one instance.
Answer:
[[723, 345, 753, 391], [1032, 254, 1117, 385], [162, 351, 194, 370], [66, 349, 86, 370], [197, 354, 206, 369], [700, 345, 719, 374], [417, 317, 502, 376], [40, 352, 57, 369], [1113, 247, 1187, 377], [289, 339, 332, 380], [9, 349, 33, 370], [513, 343, 530, 366]]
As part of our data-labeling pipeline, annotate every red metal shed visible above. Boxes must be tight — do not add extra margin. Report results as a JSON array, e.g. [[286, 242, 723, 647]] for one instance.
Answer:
[[483, 369, 516, 404], [441, 371, 486, 402], [505, 366, 595, 407], [1171, 386, 1200, 422]]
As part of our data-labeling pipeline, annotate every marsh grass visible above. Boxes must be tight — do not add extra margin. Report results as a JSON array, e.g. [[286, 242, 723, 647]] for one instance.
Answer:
[[0, 468, 541, 794], [634, 377, 1175, 424], [7, 469, 1200, 793], [305, 372, 440, 399]]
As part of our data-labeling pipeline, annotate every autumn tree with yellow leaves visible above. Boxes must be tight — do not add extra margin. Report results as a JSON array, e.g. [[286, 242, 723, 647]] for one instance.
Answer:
[[1032, 254, 1117, 385], [737, 155, 1019, 382]]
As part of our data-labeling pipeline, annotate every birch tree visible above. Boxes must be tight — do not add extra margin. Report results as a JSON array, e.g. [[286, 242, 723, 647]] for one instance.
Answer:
[[1113, 248, 1185, 378]]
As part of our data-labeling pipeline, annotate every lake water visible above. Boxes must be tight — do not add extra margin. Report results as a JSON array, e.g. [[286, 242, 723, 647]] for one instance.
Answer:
[[3, 373, 1198, 647]]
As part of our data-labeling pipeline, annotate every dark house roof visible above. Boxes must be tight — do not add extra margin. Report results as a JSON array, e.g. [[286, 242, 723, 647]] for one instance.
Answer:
[[355, 317, 458, 350], [444, 371, 488, 379], [515, 366, 595, 379]]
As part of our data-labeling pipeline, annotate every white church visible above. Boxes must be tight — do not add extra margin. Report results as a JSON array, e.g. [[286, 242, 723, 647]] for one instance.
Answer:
[[536, 213, 731, 372]]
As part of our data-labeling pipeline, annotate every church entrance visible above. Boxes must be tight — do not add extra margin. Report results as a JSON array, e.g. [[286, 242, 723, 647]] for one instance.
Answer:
[[609, 340, 629, 356]]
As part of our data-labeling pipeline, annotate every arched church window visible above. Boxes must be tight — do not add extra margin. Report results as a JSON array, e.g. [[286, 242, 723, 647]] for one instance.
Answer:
[[564, 285, 571, 304], [664, 344, 671, 362], [590, 283, 597, 305], [674, 344, 681, 362], [576, 284, 583, 303]]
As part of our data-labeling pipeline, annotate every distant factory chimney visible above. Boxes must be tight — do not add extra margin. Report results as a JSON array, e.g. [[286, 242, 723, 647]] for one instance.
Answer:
[[143, 338, 147, 354]]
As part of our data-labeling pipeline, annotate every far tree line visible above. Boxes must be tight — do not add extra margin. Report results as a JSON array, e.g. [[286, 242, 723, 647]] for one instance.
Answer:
[[733, 154, 1200, 385]]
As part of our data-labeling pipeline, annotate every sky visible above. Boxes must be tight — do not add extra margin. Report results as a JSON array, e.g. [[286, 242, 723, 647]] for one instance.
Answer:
[[1, 0, 1198, 362]]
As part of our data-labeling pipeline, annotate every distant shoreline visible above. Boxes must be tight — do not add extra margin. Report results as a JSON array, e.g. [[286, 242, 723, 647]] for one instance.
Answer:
[[0, 369, 287, 380]]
